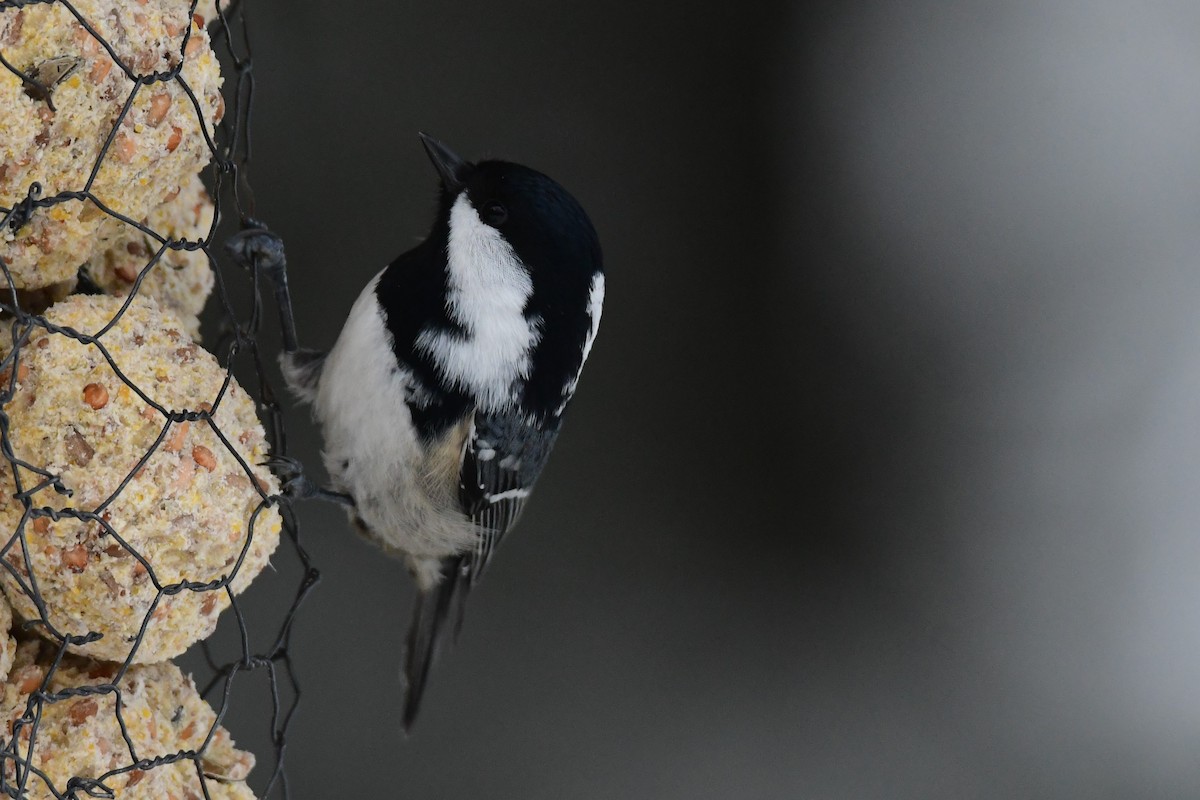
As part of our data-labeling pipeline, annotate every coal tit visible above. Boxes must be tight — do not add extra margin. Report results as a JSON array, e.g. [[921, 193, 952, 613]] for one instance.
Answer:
[[249, 135, 604, 729]]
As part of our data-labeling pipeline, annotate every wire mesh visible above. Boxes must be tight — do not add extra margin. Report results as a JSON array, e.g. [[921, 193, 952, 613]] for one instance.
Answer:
[[0, 1, 315, 797]]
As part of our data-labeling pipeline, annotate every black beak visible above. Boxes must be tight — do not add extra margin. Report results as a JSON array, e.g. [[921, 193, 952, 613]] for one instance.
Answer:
[[419, 132, 469, 193]]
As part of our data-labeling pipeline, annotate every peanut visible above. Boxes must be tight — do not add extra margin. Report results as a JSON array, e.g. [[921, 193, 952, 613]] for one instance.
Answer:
[[68, 698, 98, 725], [82, 382, 108, 409], [172, 457, 195, 493], [89, 58, 111, 83], [61, 544, 88, 573], [147, 92, 170, 127], [192, 445, 216, 471], [164, 421, 190, 453], [0, 362, 29, 384], [73, 27, 99, 56], [4, 10, 24, 45], [115, 263, 138, 283], [112, 132, 136, 163], [15, 666, 43, 694]]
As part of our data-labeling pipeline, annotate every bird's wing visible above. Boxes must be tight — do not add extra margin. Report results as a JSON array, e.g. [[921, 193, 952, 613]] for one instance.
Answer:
[[457, 409, 561, 581], [402, 409, 560, 729]]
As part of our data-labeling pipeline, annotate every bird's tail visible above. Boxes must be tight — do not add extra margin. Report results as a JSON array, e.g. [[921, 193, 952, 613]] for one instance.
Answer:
[[402, 555, 473, 731]]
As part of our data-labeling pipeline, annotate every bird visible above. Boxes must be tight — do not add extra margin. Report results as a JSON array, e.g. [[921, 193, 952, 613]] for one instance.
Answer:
[[239, 133, 604, 729]]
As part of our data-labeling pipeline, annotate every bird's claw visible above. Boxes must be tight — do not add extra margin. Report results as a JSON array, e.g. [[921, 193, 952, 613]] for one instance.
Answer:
[[225, 222, 287, 284], [262, 455, 313, 498], [262, 454, 303, 475], [226, 221, 301, 353], [260, 455, 355, 507], [262, 455, 311, 498]]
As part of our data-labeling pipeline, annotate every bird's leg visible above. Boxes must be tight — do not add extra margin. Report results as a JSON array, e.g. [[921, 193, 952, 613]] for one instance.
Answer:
[[229, 228, 348, 506], [262, 456, 356, 508], [225, 221, 300, 355]]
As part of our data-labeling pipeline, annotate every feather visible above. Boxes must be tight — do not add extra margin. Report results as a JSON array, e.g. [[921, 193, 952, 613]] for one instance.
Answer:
[[458, 410, 559, 580], [279, 348, 326, 405], [402, 555, 472, 730], [399, 409, 560, 727]]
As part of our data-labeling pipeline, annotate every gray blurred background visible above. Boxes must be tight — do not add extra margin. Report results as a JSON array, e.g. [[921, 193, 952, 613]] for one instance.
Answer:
[[183, 1, 1200, 797]]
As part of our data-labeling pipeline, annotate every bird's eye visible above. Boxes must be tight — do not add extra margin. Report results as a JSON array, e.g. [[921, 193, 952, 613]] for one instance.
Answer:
[[481, 200, 508, 226]]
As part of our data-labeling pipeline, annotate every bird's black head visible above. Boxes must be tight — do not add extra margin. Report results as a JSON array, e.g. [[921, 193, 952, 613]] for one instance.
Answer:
[[413, 134, 605, 420], [420, 133, 602, 284]]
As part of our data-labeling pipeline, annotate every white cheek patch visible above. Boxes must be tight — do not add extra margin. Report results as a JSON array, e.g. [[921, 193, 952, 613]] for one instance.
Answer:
[[416, 194, 540, 410]]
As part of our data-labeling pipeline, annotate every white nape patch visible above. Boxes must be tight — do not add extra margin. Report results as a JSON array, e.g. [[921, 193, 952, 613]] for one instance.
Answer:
[[416, 194, 539, 410], [555, 271, 605, 415], [581, 272, 604, 365]]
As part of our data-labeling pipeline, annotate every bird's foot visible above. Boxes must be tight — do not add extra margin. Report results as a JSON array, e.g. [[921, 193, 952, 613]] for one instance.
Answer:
[[262, 455, 355, 507], [225, 221, 300, 353], [225, 220, 287, 284]]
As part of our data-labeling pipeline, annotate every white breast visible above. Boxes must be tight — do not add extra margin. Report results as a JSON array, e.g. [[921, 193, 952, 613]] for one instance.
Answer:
[[415, 194, 540, 411], [313, 272, 478, 563]]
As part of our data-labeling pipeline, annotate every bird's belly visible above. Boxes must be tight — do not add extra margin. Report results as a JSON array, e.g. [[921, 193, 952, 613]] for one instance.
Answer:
[[313, 275, 477, 562], [328, 442, 476, 562]]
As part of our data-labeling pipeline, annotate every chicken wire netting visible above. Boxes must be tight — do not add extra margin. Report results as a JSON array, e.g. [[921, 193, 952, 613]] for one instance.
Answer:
[[0, 1, 316, 798]]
